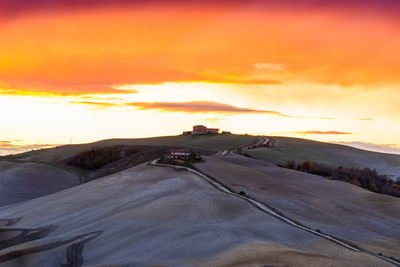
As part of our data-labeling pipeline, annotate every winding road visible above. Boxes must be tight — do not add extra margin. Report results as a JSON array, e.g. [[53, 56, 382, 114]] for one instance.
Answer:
[[150, 158, 400, 266], [242, 136, 275, 150]]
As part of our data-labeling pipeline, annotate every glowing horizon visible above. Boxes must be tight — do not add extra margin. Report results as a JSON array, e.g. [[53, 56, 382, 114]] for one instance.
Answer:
[[1, 1, 400, 155]]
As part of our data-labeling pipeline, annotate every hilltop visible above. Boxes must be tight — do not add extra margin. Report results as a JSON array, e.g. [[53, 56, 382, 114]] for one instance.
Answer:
[[1, 134, 400, 207]]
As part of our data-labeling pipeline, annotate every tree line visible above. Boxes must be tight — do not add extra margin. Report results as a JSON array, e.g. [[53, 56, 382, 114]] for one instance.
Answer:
[[281, 160, 400, 198]]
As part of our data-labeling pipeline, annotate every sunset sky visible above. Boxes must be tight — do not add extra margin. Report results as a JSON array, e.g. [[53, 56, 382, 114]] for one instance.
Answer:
[[1, 0, 400, 155]]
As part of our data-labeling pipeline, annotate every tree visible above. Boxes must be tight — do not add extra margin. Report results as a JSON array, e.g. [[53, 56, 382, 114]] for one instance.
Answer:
[[286, 160, 296, 169], [369, 183, 378, 193], [300, 161, 314, 173]]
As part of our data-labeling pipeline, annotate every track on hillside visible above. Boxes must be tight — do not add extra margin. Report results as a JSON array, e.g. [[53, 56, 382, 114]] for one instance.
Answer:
[[150, 159, 400, 267]]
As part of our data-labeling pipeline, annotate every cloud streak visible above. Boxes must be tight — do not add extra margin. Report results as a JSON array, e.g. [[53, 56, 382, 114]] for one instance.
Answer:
[[292, 131, 353, 135], [0, 82, 138, 96], [1, 1, 400, 18], [70, 100, 300, 117], [335, 141, 400, 155], [127, 101, 292, 115], [0, 141, 62, 156]]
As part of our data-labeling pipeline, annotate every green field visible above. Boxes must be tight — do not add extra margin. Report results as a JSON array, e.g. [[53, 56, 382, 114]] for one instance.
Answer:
[[246, 137, 400, 176], [5, 134, 256, 163]]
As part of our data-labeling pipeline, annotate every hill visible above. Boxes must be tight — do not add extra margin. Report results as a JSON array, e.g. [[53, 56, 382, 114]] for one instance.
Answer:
[[195, 153, 400, 260], [0, 134, 255, 206], [0, 135, 399, 266], [0, 161, 80, 207], [0, 162, 396, 266], [5, 134, 256, 163], [246, 137, 400, 178]]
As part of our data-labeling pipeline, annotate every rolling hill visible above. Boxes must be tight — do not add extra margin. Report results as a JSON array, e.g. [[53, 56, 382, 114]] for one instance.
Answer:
[[0, 134, 399, 266], [6, 134, 256, 163], [0, 134, 256, 207], [246, 136, 400, 178], [0, 162, 397, 266]]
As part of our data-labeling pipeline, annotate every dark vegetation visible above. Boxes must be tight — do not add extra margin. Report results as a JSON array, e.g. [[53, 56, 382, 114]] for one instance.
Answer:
[[158, 152, 203, 168], [67, 145, 209, 182], [281, 160, 400, 198], [67, 145, 175, 181], [68, 146, 138, 170]]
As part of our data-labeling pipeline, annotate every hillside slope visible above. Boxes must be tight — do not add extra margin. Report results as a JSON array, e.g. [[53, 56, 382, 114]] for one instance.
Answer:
[[0, 161, 80, 207], [6, 134, 256, 163], [246, 137, 400, 177], [195, 153, 400, 259], [0, 163, 393, 267], [0, 135, 255, 207]]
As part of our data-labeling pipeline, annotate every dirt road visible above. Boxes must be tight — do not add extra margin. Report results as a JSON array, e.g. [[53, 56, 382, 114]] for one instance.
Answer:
[[150, 159, 400, 266]]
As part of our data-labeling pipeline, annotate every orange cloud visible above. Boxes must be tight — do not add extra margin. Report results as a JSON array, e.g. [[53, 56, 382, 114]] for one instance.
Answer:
[[292, 131, 353, 135], [0, 81, 138, 96], [1, 4, 399, 97], [0, 141, 61, 156], [0, 141, 12, 145], [70, 101, 120, 108]]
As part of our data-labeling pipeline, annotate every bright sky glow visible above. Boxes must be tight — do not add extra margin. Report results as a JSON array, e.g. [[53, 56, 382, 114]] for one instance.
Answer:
[[1, 1, 400, 155]]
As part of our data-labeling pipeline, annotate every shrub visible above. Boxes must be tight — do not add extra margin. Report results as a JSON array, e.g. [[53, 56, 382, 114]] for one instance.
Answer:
[[68, 146, 137, 170], [369, 183, 378, 192]]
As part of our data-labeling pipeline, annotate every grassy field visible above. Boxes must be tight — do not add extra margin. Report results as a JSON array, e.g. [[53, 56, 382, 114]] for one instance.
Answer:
[[246, 136, 400, 177], [4, 134, 256, 163]]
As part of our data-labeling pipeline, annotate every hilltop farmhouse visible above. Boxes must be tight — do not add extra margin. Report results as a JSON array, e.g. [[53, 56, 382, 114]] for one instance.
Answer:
[[183, 125, 220, 135]]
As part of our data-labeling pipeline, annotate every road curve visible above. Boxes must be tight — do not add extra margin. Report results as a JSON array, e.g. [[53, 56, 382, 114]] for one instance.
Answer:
[[150, 159, 400, 267], [242, 136, 274, 150]]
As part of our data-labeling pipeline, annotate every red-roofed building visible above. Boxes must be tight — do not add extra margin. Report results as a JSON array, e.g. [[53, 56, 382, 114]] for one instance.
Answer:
[[170, 149, 190, 160], [192, 125, 208, 134], [191, 125, 219, 135]]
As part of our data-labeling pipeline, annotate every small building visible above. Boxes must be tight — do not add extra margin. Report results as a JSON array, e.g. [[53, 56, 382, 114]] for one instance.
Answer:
[[206, 128, 219, 134], [182, 125, 221, 135], [170, 149, 190, 160], [222, 131, 231, 134], [192, 125, 219, 135], [192, 125, 208, 135]]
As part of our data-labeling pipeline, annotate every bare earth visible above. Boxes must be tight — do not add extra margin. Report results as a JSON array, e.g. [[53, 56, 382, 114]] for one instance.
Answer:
[[0, 163, 396, 266], [195, 153, 400, 260], [0, 161, 80, 207]]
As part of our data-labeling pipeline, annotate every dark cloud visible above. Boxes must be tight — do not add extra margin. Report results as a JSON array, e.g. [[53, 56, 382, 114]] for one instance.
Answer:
[[70, 100, 298, 117], [127, 101, 292, 115], [1, 0, 399, 19]]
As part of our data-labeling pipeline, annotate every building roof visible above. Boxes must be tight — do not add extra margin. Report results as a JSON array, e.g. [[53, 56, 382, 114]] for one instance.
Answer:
[[170, 148, 190, 153]]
